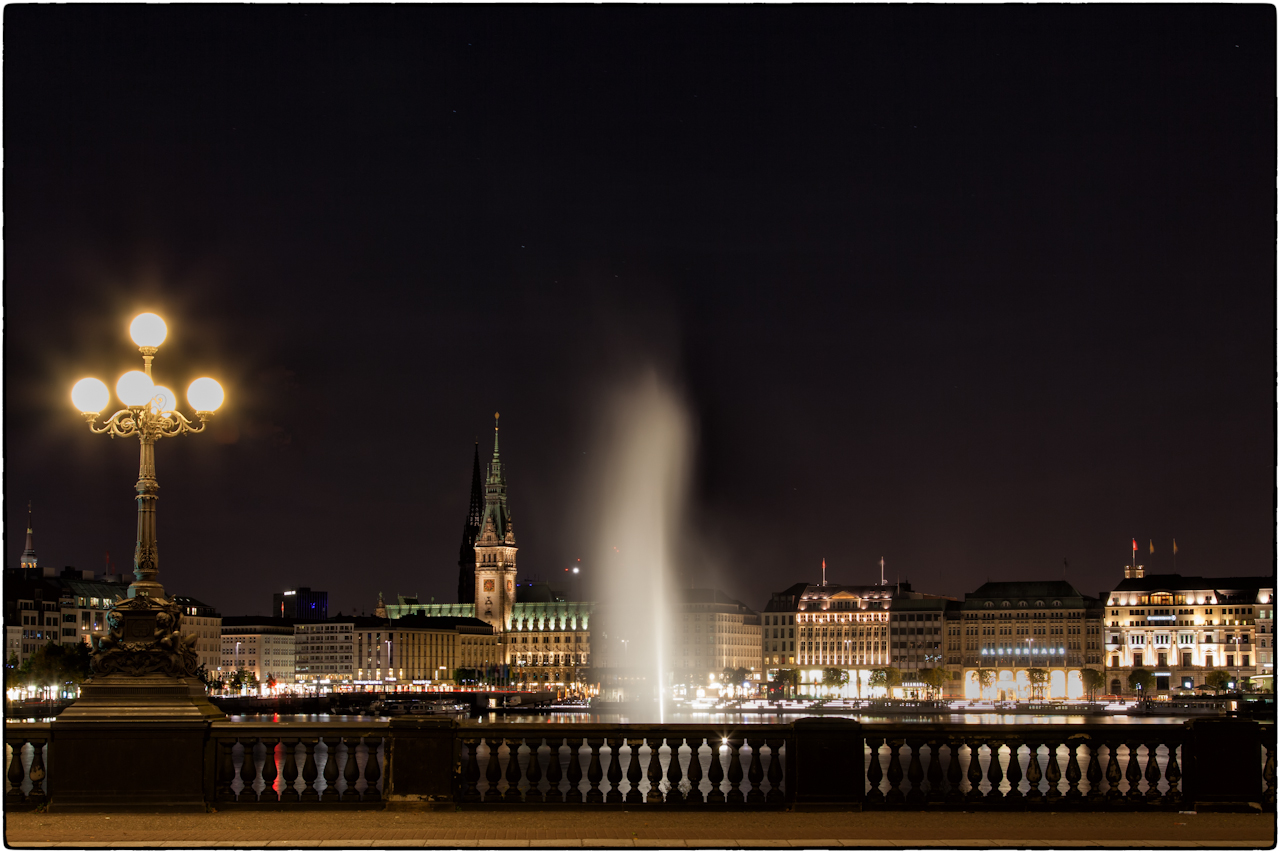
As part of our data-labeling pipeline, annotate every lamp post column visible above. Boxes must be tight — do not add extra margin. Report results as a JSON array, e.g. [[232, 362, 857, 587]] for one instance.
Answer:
[[131, 432, 163, 599]]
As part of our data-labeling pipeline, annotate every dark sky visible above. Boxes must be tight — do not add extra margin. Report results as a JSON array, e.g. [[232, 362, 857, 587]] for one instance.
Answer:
[[5, 5, 1274, 618]]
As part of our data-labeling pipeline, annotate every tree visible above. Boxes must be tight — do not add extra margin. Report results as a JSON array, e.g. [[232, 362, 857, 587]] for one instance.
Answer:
[[976, 669, 997, 698], [14, 641, 93, 697], [868, 667, 902, 695], [1128, 668, 1156, 696], [1204, 670, 1231, 694], [720, 666, 751, 696], [1026, 668, 1049, 700], [918, 668, 949, 700], [821, 667, 849, 696], [1080, 668, 1105, 701]]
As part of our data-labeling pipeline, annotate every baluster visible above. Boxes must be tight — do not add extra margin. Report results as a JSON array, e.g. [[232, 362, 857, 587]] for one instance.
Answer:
[[1143, 741, 1163, 804], [964, 739, 984, 802], [355, 736, 377, 802], [526, 738, 545, 803], [565, 738, 584, 803], [685, 738, 705, 804], [622, 732, 645, 799], [6, 739, 27, 805], [1104, 740, 1123, 802], [617, 737, 637, 804], [1165, 740, 1183, 807], [667, 737, 686, 804], [364, 739, 383, 802], [746, 736, 766, 804], [922, 738, 944, 804], [764, 737, 784, 804], [1261, 739, 1274, 808], [865, 736, 885, 805], [1044, 740, 1062, 802], [1123, 740, 1143, 802], [1065, 740, 1083, 801], [646, 736, 666, 804], [726, 737, 745, 804], [707, 738, 726, 804], [885, 738, 906, 804], [904, 737, 925, 804], [1004, 740, 1024, 802], [484, 737, 503, 802], [237, 738, 259, 802], [1025, 740, 1044, 804], [279, 737, 300, 803], [585, 737, 605, 803], [545, 738, 564, 803], [300, 738, 320, 802], [261, 738, 279, 802], [215, 737, 237, 803], [944, 738, 964, 804], [504, 739, 524, 803], [25, 739, 45, 803], [320, 736, 339, 801], [1085, 738, 1104, 804], [985, 740, 1006, 803]]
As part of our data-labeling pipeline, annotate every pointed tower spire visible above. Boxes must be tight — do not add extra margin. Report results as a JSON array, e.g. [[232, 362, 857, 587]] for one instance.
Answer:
[[457, 440, 486, 604], [20, 500, 38, 570]]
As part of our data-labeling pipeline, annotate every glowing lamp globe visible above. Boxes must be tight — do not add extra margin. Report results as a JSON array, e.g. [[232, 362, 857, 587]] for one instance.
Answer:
[[116, 370, 156, 407], [150, 385, 178, 415], [71, 377, 110, 414], [187, 377, 224, 412], [130, 313, 168, 348]]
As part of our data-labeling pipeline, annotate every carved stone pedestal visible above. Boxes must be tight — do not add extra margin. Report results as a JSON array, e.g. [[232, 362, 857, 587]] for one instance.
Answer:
[[49, 674, 225, 812]]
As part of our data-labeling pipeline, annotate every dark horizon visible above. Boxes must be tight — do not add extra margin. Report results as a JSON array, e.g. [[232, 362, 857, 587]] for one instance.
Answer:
[[5, 5, 1274, 617]]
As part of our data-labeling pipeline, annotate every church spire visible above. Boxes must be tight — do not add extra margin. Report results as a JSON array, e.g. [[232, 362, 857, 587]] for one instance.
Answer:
[[20, 500, 38, 570], [457, 440, 486, 604]]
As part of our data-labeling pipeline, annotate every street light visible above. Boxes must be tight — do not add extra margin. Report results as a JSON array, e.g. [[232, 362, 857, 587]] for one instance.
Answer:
[[72, 312, 224, 600]]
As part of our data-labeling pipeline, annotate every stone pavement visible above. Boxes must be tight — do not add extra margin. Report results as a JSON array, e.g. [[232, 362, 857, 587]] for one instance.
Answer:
[[4, 810, 1275, 849]]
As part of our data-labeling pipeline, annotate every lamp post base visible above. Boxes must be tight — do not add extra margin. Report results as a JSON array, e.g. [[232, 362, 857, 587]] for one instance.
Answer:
[[48, 674, 224, 812]]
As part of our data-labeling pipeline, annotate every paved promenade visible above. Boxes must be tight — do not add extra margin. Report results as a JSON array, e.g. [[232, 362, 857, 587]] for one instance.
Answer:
[[5, 809, 1275, 849]]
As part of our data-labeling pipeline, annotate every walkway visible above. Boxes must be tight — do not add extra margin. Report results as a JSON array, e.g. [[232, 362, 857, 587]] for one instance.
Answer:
[[6, 809, 1274, 848]]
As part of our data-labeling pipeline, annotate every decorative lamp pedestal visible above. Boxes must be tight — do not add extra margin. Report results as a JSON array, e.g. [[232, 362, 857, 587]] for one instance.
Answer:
[[47, 595, 225, 812]]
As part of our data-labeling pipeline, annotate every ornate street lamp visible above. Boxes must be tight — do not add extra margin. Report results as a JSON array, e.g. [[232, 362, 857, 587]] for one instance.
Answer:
[[70, 312, 224, 678]]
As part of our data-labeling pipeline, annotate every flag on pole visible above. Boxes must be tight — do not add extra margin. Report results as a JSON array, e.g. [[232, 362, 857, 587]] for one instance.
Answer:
[[1132, 538, 1137, 552], [1149, 539, 1155, 554], [1173, 539, 1178, 555]]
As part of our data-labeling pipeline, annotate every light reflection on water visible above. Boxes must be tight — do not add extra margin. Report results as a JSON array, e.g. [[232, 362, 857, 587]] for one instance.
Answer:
[[227, 711, 1190, 725]]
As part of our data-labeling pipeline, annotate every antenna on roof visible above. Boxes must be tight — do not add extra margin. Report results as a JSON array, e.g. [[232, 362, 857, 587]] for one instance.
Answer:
[[880, 557, 886, 586]]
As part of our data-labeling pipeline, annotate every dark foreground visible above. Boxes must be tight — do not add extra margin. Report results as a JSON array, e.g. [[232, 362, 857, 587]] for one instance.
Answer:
[[6, 809, 1275, 848]]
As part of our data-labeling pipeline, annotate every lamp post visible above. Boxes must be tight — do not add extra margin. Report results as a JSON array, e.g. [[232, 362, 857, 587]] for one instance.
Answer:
[[71, 312, 224, 600]]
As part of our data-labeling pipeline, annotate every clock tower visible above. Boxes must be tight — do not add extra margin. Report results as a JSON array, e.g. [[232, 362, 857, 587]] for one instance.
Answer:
[[474, 413, 518, 632]]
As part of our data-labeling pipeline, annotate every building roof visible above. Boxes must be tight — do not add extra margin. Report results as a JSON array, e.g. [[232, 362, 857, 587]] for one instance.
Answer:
[[1110, 573, 1273, 594], [967, 580, 1087, 601], [221, 616, 297, 628], [389, 613, 495, 633]]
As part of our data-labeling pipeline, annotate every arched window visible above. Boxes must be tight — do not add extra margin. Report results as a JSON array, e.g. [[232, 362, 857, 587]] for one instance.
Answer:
[[1019, 600, 1028, 608], [985, 601, 994, 608], [1002, 601, 1011, 608]]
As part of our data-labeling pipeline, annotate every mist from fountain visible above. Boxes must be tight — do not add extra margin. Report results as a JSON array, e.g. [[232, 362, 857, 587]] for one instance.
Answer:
[[583, 369, 693, 722]]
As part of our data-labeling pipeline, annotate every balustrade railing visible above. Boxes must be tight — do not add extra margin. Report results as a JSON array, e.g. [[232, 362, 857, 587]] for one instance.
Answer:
[[4, 723, 49, 808], [209, 722, 387, 808], [456, 724, 792, 806], [5, 718, 1272, 812]]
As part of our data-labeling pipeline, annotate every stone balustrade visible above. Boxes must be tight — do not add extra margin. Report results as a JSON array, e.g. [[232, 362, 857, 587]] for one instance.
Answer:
[[4, 717, 1273, 812]]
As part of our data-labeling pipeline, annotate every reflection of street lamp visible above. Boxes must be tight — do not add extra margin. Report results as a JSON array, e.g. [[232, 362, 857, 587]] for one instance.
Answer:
[[1230, 635, 1241, 691], [71, 312, 224, 600]]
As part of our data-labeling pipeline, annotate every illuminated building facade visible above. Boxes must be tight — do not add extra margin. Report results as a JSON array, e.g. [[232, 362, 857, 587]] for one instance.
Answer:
[[1103, 573, 1273, 695], [674, 588, 762, 685], [957, 580, 1104, 700]]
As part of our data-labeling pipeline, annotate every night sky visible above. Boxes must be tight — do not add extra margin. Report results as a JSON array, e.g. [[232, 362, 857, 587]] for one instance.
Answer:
[[5, 6, 1274, 618]]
